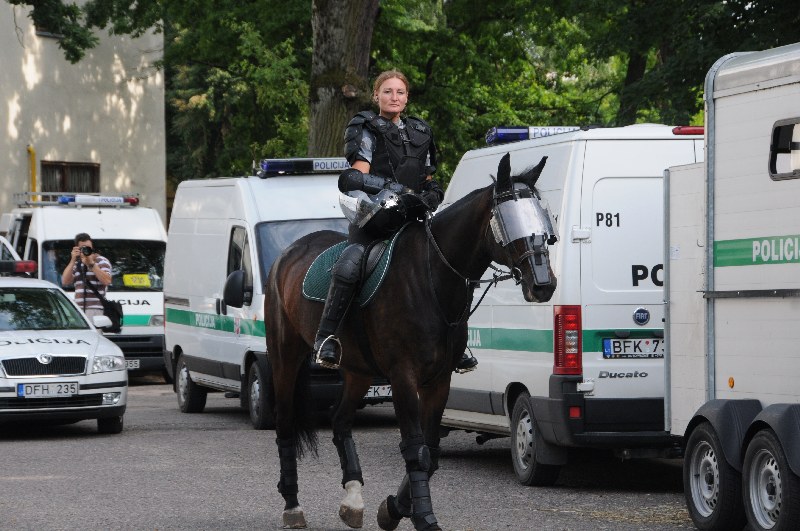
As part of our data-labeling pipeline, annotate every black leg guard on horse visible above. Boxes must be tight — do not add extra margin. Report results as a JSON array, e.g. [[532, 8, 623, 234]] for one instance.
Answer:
[[333, 429, 364, 487], [313, 243, 365, 369], [399, 436, 439, 530], [386, 444, 440, 520], [276, 438, 299, 510]]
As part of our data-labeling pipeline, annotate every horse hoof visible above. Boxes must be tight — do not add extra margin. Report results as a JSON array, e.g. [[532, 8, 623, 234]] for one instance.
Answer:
[[376, 499, 401, 531], [282, 506, 307, 529], [339, 504, 364, 528]]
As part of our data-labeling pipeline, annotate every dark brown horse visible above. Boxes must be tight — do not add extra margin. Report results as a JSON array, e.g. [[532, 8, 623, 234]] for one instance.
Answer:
[[264, 153, 557, 530]]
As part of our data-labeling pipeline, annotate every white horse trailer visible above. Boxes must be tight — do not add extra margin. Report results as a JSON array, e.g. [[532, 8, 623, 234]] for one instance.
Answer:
[[665, 42, 800, 531]]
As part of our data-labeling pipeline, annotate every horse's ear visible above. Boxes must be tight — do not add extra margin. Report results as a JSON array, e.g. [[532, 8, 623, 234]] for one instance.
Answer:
[[516, 156, 548, 189], [495, 153, 512, 193]]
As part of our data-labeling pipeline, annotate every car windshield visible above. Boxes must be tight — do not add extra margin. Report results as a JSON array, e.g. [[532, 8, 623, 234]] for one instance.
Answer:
[[255, 218, 348, 280], [0, 287, 89, 331], [42, 239, 165, 292]]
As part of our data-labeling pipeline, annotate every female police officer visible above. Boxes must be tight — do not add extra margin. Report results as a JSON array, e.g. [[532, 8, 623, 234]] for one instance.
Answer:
[[313, 69, 478, 374]]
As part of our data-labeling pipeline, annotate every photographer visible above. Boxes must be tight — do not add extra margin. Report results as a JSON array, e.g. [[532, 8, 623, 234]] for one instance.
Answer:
[[61, 232, 112, 318]]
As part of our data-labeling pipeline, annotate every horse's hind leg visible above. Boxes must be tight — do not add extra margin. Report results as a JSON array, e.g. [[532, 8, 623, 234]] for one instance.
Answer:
[[332, 372, 372, 529]]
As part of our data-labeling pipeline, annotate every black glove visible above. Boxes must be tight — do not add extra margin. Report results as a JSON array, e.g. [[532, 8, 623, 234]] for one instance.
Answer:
[[398, 193, 430, 220]]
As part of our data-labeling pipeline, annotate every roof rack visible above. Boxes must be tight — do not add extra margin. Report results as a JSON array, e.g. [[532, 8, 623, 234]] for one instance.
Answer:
[[14, 192, 140, 208]]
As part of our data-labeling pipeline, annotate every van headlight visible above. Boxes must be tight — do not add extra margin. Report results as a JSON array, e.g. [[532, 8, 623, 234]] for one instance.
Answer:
[[149, 314, 164, 326], [92, 355, 126, 373]]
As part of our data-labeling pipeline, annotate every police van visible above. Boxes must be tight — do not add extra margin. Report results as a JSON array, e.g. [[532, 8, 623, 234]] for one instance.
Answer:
[[163, 158, 393, 430], [438, 124, 704, 485], [0, 193, 168, 376]]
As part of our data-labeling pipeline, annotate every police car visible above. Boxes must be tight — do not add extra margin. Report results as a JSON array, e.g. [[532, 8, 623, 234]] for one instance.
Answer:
[[0, 261, 127, 433]]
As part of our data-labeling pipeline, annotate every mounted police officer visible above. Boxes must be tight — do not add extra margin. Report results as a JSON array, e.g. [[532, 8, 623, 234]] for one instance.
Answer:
[[313, 70, 479, 374]]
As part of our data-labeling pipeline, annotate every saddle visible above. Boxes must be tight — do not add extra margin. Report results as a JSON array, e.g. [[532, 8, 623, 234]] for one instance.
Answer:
[[302, 227, 406, 307]]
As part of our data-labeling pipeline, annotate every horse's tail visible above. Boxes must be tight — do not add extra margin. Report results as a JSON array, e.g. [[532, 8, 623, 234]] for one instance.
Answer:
[[292, 359, 318, 458]]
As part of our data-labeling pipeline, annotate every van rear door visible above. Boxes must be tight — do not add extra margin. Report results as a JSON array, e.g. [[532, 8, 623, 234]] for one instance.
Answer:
[[579, 138, 697, 405]]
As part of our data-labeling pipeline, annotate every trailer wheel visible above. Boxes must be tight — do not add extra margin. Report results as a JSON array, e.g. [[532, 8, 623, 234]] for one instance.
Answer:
[[176, 354, 207, 413], [683, 421, 746, 530], [743, 429, 800, 531], [510, 392, 560, 486], [247, 360, 275, 430]]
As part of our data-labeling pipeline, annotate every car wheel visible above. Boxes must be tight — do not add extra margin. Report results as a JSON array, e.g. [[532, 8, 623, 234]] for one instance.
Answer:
[[510, 391, 560, 486], [176, 354, 207, 413], [247, 360, 275, 430], [97, 415, 124, 434], [683, 421, 746, 530], [743, 429, 800, 531]]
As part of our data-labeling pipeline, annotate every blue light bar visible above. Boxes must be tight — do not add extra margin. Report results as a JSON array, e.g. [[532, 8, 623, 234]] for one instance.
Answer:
[[485, 126, 582, 145], [258, 157, 350, 177]]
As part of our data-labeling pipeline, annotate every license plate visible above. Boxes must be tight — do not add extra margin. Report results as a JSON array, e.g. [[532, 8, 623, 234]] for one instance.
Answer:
[[125, 359, 140, 369], [17, 382, 78, 398], [602, 338, 665, 359], [364, 385, 392, 398]]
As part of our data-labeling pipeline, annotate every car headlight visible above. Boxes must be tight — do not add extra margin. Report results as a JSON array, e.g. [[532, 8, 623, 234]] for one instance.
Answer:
[[149, 314, 164, 327], [92, 355, 126, 373]]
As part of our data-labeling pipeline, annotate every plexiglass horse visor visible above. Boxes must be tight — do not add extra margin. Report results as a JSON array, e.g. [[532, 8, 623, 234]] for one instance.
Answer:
[[490, 196, 558, 247]]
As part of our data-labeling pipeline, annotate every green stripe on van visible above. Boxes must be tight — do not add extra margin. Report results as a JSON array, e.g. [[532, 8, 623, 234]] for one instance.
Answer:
[[123, 315, 153, 326], [715, 235, 800, 266], [467, 327, 663, 353], [165, 308, 266, 337]]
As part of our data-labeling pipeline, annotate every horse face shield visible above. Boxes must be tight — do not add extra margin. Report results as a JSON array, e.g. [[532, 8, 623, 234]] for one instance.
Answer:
[[490, 191, 557, 287]]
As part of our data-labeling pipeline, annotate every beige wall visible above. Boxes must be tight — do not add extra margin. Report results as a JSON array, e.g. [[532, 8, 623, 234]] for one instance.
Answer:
[[1, 3, 166, 223]]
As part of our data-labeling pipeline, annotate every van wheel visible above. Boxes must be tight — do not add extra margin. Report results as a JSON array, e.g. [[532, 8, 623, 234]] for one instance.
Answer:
[[97, 415, 124, 434], [510, 392, 560, 486], [744, 429, 800, 531], [177, 354, 207, 413], [247, 360, 275, 430], [683, 421, 746, 530]]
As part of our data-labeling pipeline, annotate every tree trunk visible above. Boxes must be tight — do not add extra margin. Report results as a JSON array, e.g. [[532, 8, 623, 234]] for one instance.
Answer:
[[615, 51, 647, 125], [308, 0, 379, 157]]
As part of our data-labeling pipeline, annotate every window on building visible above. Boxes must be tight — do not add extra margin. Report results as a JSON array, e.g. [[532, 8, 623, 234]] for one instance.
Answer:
[[769, 118, 800, 180], [40, 161, 100, 193]]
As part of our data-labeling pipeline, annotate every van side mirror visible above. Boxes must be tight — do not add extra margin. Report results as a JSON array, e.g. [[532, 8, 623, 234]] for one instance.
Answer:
[[223, 269, 247, 308]]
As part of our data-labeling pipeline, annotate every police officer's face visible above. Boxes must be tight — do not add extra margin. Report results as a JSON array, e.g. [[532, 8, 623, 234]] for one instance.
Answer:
[[376, 78, 408, 120]]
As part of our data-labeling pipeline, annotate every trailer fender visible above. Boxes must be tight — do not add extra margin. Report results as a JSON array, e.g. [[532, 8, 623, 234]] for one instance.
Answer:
[[685, 399, 762, 472], [744, 403, 800, 477]]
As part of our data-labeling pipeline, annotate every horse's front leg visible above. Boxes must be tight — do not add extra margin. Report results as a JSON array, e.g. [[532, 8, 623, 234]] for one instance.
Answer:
[[332, 371, 372, 529], [378, 376, 450, 531]]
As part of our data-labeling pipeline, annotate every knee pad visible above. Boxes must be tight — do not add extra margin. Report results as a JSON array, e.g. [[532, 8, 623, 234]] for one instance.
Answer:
[[400, 435, 430, 473], [332, 244, 366, 284]]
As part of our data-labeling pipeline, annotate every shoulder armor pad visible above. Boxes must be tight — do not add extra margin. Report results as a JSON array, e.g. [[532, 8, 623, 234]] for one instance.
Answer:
[[347, 110, 377, 129], [406, 116, 431, 135]]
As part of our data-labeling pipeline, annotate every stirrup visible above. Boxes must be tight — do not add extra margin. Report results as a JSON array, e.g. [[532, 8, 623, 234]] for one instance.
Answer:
[[315, 335, 342, 369], [454, 352, 478, 374]]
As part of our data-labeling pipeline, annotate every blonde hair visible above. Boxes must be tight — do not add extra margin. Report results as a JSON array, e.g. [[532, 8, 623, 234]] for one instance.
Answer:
[[372, 70, 410, 102]]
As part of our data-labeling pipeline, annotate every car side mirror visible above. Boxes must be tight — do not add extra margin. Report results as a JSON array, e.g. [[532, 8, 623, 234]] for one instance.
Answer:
[[93, 315, 113, 329], [223, 269, 246, 308]]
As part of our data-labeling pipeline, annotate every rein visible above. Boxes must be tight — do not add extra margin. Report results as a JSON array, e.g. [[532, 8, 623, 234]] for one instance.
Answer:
[[424, 216, 514, 327]]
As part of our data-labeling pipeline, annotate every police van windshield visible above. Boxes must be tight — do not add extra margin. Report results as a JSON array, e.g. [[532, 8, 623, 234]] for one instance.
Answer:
[[256, 218, 348, 280], [42, 239, 166, 292], [0, 287, 89, 331]]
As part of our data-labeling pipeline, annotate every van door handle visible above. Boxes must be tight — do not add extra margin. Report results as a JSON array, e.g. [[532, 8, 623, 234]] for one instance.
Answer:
[[571, 227, 591, 242]]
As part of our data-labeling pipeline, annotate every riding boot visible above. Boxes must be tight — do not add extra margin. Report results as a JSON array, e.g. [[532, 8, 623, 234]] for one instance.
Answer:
[[455, 351, 478, 373], [313, 277, 357, 369]]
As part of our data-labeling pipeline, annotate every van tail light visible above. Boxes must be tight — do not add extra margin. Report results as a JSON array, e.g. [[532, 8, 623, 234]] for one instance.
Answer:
[[672, 126, 704, 135], [554, 305, 582, 375]]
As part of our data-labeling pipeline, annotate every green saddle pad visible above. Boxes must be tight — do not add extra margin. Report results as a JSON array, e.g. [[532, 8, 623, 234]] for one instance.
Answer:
[[302, 229, 404, 308]]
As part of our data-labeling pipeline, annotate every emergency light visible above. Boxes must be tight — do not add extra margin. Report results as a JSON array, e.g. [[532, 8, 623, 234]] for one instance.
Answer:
[[485, 126, 581, 145], [57, 194, 139, 206], [0, 260, 37, 274], [258, 157, 350, 178]]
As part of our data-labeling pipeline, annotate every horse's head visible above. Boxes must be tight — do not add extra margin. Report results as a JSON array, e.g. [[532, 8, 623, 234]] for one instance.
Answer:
[[488, 153, 558, 302]]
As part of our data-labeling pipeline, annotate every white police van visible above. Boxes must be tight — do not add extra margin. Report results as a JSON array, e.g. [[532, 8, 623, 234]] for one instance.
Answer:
[[0, 193, 168, 376], [164, 158, 392, 430], [439, 124, 704, 485]]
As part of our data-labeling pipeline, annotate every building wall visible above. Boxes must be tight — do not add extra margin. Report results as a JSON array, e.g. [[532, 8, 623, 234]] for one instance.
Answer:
[[0, 3, 166, 223]]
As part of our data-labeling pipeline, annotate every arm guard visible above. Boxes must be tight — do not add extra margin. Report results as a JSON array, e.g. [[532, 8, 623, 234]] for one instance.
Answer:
[[338, 169, 405, 195]]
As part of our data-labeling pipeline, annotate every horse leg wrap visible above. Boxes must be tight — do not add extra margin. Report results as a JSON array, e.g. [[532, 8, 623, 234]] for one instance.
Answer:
[[400, 435, 430, 473], [276, 438, 299, 509], [409, 469, 439, 530], [333, 430, 364, 487]]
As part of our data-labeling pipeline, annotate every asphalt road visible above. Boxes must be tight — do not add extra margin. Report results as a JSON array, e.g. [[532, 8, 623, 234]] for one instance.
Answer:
[[0, 374, 694, 531]]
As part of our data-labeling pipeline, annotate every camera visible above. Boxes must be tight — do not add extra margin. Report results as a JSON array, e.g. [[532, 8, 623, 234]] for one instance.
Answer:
[[80, 246, 94, 256]]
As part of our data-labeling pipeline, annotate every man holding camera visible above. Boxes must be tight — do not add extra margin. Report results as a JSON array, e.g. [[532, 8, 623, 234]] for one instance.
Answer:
[[61, 232, 113, 318]]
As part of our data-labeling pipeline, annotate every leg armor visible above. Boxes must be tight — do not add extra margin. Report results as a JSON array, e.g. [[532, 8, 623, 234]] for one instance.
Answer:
[[333, 429, 364, 487], [313, 243, 365, 368], [276, 438, 299, 510], [401, 435, 439, 530]]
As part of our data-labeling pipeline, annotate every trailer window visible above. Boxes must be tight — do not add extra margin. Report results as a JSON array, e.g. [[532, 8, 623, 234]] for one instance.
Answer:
[[769, 118, 800, 180]]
